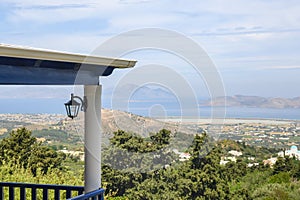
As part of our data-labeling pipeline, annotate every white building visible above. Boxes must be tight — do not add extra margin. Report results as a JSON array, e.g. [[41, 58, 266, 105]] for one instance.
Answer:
[[173, 149, 191, 161], [278, 145, 300, 160], [179, 152, 191, 161], [228, 150, 243, 157], [220, 156, 237, 165], [263, 157, 277, 166], [247, 163, 259, 167]]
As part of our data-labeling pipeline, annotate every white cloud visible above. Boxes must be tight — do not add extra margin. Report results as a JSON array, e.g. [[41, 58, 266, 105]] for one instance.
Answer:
[[1, 0, 300, 98], [263, 65, 300, 70], [2, 0, 123, 25], [3, 0, 300, 35]]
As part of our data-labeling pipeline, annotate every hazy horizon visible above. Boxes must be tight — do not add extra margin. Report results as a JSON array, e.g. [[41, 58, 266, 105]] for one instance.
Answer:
[[1, 1, 300, 99], [1, 1, 300, 119]]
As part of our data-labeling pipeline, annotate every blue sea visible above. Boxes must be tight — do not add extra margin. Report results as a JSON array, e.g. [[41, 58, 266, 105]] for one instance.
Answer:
[[1, 98, 300, 120], [0, 99, 66, 114], [128, 106, 300, 120], [125, 102, 300, 120]]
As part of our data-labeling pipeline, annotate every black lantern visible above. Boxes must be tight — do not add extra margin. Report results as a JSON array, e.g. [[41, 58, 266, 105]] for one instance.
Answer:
[[64, 93, 87, 119]]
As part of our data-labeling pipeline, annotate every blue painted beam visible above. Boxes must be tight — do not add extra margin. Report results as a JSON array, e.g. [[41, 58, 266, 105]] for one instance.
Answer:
[[0, 56, 114, 85]]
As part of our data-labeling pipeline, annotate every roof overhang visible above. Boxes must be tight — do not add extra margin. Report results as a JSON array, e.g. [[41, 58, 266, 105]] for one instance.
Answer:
[[0, 44, 137, 85]]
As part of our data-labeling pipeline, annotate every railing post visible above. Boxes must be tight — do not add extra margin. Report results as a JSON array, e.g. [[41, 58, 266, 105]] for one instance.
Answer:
[[0, 186, 3, 200], [55, 189, 60, 200], [66, 189, 72, 199], [0, 182, 85, 200], [9, 186, 14, 200], [43, 188, 48, 200], [20, 186, 26, 200], [31, 187, 36, 200]]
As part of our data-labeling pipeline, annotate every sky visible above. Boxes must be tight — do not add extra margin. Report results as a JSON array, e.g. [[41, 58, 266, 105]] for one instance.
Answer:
[[0, 0, 300, 114]]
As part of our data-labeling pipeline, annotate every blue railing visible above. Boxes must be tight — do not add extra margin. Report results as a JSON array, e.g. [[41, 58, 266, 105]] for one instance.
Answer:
[[67, 188, 105, 200], [0, 182, 84, 200]]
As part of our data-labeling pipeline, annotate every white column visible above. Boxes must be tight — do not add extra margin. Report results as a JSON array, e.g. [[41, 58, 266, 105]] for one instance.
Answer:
[[84, 84, 102, 193]]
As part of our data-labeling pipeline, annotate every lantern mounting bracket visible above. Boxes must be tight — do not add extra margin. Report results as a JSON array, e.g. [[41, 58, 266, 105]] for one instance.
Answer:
[[71, 93, 87, 112]]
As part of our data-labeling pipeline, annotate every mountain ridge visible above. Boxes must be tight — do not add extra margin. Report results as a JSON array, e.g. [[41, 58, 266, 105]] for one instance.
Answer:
[[206, 95, 300, 108]]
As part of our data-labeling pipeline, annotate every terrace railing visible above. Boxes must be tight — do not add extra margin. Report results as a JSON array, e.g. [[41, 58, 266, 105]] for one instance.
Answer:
[[67, 188, 105, 200], [0, 182, 84, 200]]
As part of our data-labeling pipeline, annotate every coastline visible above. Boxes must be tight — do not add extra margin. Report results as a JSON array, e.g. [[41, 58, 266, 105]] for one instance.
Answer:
[[155, 117, 299, 124]]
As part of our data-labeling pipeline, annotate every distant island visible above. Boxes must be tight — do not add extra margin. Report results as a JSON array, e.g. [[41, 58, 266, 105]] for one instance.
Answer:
[[205, 95, 300, 109]]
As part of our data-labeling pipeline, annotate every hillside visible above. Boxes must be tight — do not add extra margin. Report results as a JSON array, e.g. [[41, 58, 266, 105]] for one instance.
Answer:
[[62, 109, 196, 137]]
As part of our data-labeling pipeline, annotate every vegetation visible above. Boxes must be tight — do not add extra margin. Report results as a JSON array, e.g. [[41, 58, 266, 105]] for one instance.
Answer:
[[103, 129, 300, 200], [0, 128, 66, 176], [32, 129, 83, 150], [1, 127, 300, 199], [103, 129, 176, 172], [0, 128, 83, 198]]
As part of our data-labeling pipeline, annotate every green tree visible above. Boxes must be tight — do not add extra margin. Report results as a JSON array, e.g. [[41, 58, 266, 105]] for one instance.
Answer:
[[268, 172, 290, 184], [29, 145, 64, 176], [273, 156, 297, 175], [0, 128, 36, 168], [0, 128, 65, 176], [150, 129, 171, 147]]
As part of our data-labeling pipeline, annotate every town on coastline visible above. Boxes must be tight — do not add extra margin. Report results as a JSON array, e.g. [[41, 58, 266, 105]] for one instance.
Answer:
[[1, 112, 300, 167]]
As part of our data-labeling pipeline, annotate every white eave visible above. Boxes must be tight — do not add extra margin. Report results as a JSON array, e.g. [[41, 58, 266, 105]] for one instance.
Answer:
[[0, 43, 137, 68]]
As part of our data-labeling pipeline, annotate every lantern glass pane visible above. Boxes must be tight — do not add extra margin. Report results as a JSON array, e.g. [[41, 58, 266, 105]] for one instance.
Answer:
[[73, 105, 79, 117], [64, 97, 81, 119]]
